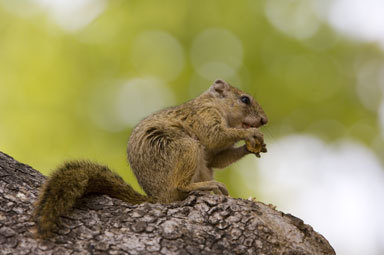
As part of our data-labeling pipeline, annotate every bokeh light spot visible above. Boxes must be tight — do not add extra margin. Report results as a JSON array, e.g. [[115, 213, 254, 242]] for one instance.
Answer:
[[33, 0, 107, 32], [89, 77, 175, 131], [329, 0, 384, 48], [131, 30, 185, 81], [356, 60, 384, 111], [190, 28, 243, 80], [379, 101, 384, 137], [265, 0, 321, 40], [116, 77, 175, 127]]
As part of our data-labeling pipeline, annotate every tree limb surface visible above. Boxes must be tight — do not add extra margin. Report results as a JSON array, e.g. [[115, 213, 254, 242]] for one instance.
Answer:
[[0, 151, 335, 255]]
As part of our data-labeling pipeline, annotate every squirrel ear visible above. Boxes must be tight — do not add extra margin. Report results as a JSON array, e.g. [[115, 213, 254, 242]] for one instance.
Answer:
[[209, 79, 230, 97]]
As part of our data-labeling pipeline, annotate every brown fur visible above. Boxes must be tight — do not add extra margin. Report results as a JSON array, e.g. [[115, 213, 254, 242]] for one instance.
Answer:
[[33, 79, 267, 238]]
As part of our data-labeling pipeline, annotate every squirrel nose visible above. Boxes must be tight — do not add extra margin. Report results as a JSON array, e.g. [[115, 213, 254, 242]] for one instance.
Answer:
[[260, 116, 268, 125]]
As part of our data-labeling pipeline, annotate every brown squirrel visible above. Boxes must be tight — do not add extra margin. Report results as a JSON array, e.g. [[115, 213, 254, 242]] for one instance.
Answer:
[[33, 79, 268, 238]]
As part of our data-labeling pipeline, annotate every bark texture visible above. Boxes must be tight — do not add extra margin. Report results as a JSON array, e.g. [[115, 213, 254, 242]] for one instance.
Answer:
[[0, 151, 335, 255]]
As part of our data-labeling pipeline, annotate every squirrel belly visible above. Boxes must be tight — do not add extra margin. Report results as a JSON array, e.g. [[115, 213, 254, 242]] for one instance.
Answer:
[[33, 160, 149, 238]]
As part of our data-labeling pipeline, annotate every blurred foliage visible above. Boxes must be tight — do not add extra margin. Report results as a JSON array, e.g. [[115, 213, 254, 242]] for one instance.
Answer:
[[1, 0, 383, 197]]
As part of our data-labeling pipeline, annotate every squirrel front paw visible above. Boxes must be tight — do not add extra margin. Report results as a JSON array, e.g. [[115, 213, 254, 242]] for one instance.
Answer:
[[245, 136, 267, 158]]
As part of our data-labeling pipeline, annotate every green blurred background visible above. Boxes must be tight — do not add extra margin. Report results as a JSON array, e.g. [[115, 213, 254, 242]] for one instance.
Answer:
[[1, 0, 384, 254]]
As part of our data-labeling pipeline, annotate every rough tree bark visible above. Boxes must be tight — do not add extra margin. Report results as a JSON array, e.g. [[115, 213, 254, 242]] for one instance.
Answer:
[[0, 151, 335, 255]]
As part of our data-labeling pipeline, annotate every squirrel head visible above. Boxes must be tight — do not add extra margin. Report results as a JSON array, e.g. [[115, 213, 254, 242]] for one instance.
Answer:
[[208, 79, 268, 129]]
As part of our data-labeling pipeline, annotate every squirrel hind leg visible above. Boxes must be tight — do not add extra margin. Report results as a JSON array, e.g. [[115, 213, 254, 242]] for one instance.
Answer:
[[166, 138, 227, 200]]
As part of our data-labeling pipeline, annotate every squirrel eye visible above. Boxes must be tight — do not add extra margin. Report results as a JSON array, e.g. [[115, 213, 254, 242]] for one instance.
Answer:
[[240, 95, 250, 105]]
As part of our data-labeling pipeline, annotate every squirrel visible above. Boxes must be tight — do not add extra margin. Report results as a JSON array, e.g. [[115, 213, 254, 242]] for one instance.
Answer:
[[33, 79, 268, 238]]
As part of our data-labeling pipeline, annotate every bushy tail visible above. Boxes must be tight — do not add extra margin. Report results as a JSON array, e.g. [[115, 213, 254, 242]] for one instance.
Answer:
[[33, 160, 149, 238]]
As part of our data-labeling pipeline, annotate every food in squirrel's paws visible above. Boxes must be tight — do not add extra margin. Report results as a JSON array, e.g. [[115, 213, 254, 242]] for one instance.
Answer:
[[245, 140, 267, 158]]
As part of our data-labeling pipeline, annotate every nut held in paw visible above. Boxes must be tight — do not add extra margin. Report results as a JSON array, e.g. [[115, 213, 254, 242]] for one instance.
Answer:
[[245, 140, 262, 154]]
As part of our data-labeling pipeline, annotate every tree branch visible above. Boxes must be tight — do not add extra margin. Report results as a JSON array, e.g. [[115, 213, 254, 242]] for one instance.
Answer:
[[0, 151, 335, 255]]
